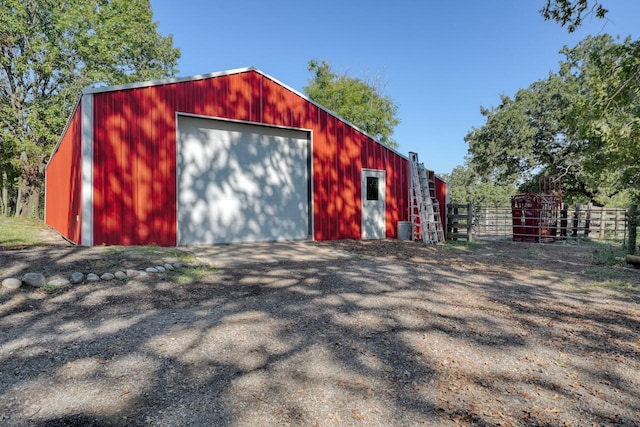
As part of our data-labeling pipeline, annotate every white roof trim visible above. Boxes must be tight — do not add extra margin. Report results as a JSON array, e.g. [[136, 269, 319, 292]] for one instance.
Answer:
[[80, 66, 408, 160], [81, 66, 257, 94]]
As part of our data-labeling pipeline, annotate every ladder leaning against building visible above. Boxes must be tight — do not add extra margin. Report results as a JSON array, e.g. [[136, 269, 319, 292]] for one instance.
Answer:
[[408, 152, 445, 244]]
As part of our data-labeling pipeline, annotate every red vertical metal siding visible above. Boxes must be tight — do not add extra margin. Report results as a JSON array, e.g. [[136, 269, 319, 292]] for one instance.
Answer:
[[90, 70, 408, 245], [45, 103, 82, 244], [435, 176, 447, 228], [93, 86, 177, 245]]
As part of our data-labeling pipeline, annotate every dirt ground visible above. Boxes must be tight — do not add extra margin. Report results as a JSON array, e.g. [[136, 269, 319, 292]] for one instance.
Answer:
[[1, 234, 639, 426]]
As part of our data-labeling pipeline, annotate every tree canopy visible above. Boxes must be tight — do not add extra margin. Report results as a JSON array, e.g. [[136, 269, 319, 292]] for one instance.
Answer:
[[303, 59, 400, 149], [0, 0, 180, 216], [464, 34, 639, 206], [441, 164, 517, 207], [540, 0, 608, 33]]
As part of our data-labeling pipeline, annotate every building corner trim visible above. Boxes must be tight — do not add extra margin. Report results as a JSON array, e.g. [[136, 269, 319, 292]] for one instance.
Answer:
[[81, 94, 94, 246]]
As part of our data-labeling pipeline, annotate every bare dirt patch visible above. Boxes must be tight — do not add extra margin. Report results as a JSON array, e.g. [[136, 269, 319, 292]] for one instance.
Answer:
[[1, 237, 639, 426]]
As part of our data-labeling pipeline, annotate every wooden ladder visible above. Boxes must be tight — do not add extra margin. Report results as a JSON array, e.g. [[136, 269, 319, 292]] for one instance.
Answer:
[[409, 152, 442, 244]]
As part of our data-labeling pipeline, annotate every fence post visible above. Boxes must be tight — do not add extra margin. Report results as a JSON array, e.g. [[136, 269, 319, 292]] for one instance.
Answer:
[[467, 203, 473, 242], [629, 204, 638, 255], [584, 203, 592, 237], [598, 206, 605, 240], [560, 203, 568, 238], [483, 207, 489, 234], [453, 205, 459, 239], [572, 203, 581, 238]]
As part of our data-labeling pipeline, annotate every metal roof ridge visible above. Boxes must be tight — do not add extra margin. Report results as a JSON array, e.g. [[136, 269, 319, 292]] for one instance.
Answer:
[[81, 66, 258, 94]]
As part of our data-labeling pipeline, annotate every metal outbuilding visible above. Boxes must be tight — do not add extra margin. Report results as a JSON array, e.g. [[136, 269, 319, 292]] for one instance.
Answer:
[[45, 67, 445, 246]]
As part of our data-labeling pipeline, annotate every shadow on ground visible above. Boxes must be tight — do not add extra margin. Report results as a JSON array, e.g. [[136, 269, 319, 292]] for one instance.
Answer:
[[1, 240, 639, 426]]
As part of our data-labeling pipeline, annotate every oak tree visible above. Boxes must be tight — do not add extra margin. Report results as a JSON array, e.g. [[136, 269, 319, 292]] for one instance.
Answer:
[[441, 164, 516, 207], [0, 0, 180, 216], [465, 35, 639, 205], [304, 59, 400, 149], [540, 0, 608, 33]]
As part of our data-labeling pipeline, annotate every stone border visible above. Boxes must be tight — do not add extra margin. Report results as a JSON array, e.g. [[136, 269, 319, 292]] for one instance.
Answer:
[[1, 261, 188, 291]]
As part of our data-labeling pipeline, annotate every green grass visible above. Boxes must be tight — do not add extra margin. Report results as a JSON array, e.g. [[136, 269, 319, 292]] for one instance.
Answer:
[[526, 248, 543, 258], [41, 283, 66, 294], [565, 267, 638, 292], [605, 280, 640, 290], [590, 242, 626, 266], [585, 278, 638, 291], [0, 217, 48, 246], [584, 267, 627, 280], [565, 277, 638, 293], [565, 241, 638, 292], [91, 258, 121, 270], [445, 240, 486, 251], [105, 245, 196, 264], [163, 265, 213, 285]]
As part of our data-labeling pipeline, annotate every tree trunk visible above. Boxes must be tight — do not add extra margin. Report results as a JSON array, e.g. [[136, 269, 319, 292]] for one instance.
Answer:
[[14, 179, 24, 217], [1, 170, 8, 216], [14, 176, 42, 218], [14, 152, 45, 218], [628, 204, 638, 256], [27, 185, 40, 218]]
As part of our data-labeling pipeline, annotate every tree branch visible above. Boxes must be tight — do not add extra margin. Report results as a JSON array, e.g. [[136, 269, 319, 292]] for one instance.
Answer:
[[605, 66, 640, 111]]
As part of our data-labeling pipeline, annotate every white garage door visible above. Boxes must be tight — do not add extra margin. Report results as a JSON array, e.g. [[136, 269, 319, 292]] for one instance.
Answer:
[[177, 116, 311, 245]]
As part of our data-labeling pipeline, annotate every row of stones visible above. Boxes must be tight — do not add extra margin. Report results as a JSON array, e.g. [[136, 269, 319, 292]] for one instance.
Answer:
[[0, 261, 187, 291]]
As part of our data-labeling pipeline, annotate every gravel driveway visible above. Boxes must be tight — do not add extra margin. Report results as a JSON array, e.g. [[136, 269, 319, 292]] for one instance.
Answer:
[[1, 239, 639, 426]]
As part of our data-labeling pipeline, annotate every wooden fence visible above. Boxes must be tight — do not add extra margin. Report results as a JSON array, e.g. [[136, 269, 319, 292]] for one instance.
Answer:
[[446, 203, 474, 242], [447, 203, 635, 245]]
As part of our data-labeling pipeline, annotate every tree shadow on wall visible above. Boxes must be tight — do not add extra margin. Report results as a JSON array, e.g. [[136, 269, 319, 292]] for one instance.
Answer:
[[176, 116, 312, 245]]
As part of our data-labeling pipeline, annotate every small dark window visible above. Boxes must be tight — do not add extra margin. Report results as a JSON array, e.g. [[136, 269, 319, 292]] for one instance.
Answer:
[[366, 177, 379, 200]]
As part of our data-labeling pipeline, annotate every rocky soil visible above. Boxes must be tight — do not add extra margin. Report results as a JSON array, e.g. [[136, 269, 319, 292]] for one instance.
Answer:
[[1, 236, 639, 426]]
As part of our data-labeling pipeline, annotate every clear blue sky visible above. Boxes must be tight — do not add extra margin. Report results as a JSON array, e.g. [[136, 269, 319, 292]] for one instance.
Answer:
[[150, 0, 640, 175]]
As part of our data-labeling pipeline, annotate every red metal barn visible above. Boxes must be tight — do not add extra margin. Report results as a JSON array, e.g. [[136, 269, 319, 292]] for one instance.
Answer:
[[45, 67, 445, 246]]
